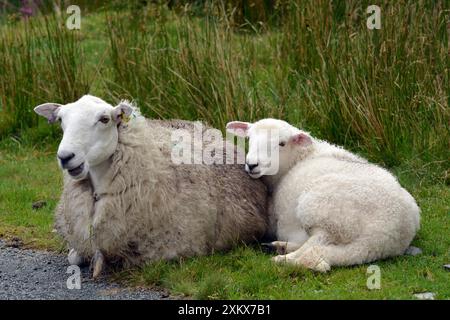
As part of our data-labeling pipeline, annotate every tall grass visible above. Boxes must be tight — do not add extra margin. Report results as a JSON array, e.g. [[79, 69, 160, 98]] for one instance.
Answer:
[[0, 1, 448, 173], [106, 1, 449, 168], [276, 0, 449, 166], [106, 6, 282, 127], [0, 12, 91, 140]]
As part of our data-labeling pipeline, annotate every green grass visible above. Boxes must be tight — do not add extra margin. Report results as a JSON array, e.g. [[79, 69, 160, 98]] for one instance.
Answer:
[[117, 170, 449, 300], [0, 142, 62, 250], [0, 1, 448, 299], [0, 142, 448, 299]]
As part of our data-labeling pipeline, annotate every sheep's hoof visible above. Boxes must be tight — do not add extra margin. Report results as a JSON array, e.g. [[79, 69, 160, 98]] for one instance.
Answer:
[[68, 249, 83, 266], [91, 250, 105, 279]]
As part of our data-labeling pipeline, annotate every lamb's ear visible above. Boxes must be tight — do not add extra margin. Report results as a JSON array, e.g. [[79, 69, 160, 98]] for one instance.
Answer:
[[226, 121, 252, 138], [34, 103, 62, 124], [112, 102, 133, 123], [290, 132, 312, 146]]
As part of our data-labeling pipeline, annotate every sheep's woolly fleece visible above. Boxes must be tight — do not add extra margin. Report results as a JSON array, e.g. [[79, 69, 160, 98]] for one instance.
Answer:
[[55, 102, 269, 267]]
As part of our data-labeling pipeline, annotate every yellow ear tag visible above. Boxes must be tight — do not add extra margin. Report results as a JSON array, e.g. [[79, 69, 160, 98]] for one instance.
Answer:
[[120, 113, 131, 123]]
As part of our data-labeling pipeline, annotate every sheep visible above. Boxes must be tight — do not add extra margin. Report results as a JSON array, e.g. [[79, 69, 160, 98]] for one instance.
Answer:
[[34, 95, 268, 278], [226, 118, 420, 272]]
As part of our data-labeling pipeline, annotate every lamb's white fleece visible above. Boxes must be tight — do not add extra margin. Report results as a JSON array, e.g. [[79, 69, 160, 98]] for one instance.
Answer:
[[230, 118, 420, 272]]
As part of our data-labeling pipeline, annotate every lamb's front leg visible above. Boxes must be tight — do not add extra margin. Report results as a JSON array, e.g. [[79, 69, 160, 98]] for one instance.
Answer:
[[272, 231, 331, 272], [273, 245, 331, 272], [262, 241, 303, 255]]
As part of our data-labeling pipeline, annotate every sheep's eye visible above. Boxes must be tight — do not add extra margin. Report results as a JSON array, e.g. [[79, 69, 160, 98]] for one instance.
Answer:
[[279, 141, 286, 147], [99, 116, 110, 124]]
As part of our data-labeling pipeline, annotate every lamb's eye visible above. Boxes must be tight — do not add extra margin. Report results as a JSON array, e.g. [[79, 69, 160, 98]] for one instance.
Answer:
[[279, 141, 286, 147], [99, 116, 110, 124]]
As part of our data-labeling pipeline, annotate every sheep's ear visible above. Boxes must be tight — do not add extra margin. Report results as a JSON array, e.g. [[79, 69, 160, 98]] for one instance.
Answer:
[[290, 132, 312, 146], [112, 102, 133, 123], [34, 103, 62, 124], [226, 121, 252, 138]]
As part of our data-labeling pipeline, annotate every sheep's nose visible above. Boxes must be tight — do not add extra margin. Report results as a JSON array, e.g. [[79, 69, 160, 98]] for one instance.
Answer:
[[58, 151, 75, 166], [247, 163, 259, 171]]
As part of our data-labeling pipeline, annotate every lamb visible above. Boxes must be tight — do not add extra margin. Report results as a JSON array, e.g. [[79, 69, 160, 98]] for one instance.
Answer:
[[34, 95, 268, 278], [226, 118, 420, 272]]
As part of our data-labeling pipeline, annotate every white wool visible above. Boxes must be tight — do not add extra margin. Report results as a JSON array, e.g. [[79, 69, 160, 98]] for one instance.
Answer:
[[35, 96, 269, 274], [227, 118, 420, 271]]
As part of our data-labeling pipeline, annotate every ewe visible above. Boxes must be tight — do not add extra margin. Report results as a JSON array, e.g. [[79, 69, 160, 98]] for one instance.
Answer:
[[34, 95, 268, 278], [227, 119, 420, 272]]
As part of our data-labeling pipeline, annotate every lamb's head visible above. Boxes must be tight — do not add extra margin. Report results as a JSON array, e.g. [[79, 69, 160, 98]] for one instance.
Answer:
[[226, 118, 313, 180], [34, 95, 133, 181]]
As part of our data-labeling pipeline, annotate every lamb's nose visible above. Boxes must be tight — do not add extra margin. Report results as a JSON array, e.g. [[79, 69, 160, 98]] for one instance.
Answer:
[[58, 151, 75, 166], [247, 163, 259, 171]]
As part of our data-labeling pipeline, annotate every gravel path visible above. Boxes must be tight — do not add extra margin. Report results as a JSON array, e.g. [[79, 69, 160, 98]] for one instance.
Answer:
[[0, 240, 165, 300]]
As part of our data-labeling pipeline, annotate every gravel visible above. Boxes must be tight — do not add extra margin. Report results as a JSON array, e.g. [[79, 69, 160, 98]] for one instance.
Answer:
[[0, 240, 165, 300]]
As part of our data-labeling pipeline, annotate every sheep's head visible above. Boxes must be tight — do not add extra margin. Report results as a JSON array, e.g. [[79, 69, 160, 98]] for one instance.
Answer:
[[226, 119, 312, 179], [34, 95, 132, 181]]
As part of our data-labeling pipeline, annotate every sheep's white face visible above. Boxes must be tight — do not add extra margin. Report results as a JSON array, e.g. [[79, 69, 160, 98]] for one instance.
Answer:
[[34, 95, 132, 181], [226, 119, 312, 179]]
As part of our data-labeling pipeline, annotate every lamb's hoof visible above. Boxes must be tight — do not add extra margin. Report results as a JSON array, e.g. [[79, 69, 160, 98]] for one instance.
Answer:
[[311, 260, 331, 273], [294, 258, 331, 273], [296, 255, 331, 272], [295, 246, 331, 272], [262, 242, 287, 255], [91, 250, 105, 279], [68, 249, 83, 266], [272, 254, 292, 264]]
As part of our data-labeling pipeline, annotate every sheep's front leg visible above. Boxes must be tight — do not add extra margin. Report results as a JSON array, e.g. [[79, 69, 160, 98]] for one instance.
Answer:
[[90, 249, 105, 279], [262, 241, 303, 255], [68, 248, 84, 266]]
